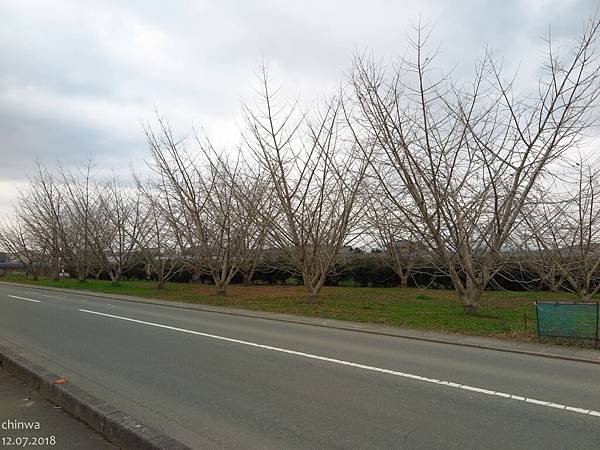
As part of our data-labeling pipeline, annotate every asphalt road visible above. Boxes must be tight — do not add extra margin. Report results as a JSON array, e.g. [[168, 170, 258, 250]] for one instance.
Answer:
[[0, 283, 599, 449]]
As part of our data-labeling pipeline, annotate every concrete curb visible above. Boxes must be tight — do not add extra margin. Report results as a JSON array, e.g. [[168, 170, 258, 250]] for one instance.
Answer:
[[2, 280, 600, 366], [0, 344, 190, 450]]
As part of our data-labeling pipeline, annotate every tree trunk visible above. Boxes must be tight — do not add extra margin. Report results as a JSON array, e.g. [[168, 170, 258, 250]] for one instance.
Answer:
[[215, 287, 227, 296], [304, 292, 319, 303], [155, 274, 165, 290], [77, 267, 86, 282], [302, 277, 320, 304], [399, 274, 409, 289], [213, 272, 228, 296], [548, 271, 559, 292], [242, 271, 254, 285], [191, 271, 202, 283], [27, 262, 40, 280], [51, 260, 61, 281], [457, 280, 482, 314]]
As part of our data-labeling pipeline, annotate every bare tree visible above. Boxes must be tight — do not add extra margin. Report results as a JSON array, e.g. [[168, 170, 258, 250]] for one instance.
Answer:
[[364, 188, 426, 288], [237, 173, 273, 285], [55, 161, 105, 281], [90, 177, 145, 285], [13, 163, 65, 280], [0, 215, 46, 280], [243, 64, 368, 302], [523, 156, 600, 300], [145, 117, 266, 295], [10, 160, 107, 282], [349, 17, 600, 313], [135, 190, 184, 289]]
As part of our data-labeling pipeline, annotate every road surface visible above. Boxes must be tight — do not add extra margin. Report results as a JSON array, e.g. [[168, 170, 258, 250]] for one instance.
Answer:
[[0, 283, 599, 449]]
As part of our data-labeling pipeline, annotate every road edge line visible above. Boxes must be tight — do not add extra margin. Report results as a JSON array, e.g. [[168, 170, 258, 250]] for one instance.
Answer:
[[0, 343, 190, 450]]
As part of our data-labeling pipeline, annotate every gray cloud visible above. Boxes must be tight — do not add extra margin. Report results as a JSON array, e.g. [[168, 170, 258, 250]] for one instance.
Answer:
[[0, 0, 596, 214]]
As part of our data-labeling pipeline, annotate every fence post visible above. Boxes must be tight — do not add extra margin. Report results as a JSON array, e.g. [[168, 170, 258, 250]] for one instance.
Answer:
[[534, 301, 541, 341], [596, 302, 600, 348]]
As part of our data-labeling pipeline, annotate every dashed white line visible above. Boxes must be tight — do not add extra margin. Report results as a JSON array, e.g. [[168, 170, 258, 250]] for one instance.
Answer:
[[7, 294, 41, 303], [78, 307, 600, 420]]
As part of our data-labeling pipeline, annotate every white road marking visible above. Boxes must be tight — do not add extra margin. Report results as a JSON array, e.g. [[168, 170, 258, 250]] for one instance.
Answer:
[[8, 295, 41, 303], [78, 308, 600, 419]]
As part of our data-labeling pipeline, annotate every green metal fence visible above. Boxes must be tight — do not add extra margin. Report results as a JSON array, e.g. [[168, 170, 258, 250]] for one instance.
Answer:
[[535, 302, 599, 347]]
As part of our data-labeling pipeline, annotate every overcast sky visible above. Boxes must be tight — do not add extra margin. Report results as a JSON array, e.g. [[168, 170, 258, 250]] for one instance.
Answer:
[[0, 0, 595, 215]]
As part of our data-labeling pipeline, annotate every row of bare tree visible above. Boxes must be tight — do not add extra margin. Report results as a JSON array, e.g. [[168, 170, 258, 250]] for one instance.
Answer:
[[0, 161, 147, 285], [3, 17, 600, 313]]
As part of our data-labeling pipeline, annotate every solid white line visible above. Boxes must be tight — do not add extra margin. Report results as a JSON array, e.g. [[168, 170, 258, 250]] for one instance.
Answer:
[[8, 294, 41, 303], [78, 308, 600, 419]]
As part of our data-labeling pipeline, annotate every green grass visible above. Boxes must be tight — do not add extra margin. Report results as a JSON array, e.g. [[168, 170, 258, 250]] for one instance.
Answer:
[[0, 273, 585, 341]]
